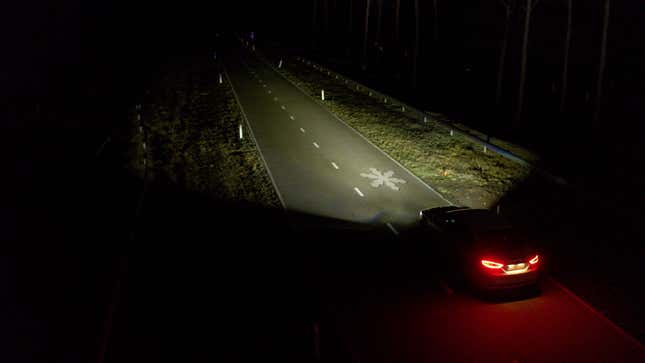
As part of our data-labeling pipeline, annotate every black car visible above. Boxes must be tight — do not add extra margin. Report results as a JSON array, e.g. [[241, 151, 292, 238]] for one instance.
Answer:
[[419, 206, 542, 291]]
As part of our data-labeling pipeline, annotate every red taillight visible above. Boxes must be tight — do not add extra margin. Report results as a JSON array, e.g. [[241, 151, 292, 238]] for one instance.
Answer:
[[481, 259, 504, 269], [529, 255, 539, 264]]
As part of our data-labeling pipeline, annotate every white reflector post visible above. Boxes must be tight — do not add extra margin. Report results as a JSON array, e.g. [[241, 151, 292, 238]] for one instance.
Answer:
[[278, 59, 283, 68], [219, 73, 223, 84], [239, 124, 243, 140], [321, 90, 325, 101]]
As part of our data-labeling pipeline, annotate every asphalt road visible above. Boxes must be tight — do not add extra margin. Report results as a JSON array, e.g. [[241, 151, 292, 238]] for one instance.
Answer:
[[224, 48, 450, 235], [223, 46, 644, 363]]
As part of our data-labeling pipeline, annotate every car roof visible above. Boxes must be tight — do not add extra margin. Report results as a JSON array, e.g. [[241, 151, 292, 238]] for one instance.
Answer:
[[442, 208, 512, 232]]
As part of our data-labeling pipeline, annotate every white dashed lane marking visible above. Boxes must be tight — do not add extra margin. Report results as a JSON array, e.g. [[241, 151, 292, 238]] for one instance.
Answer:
[[354, 187, 364, 197], [313, 142, 320, 148], [300, 128, 306, 133], [289, 115, 295, 120], [331, 162, 339, 169]]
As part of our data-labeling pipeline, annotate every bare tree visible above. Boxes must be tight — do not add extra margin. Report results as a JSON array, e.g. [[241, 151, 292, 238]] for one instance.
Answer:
[[560, 0, 572, 113], [362, 0, 371, 70], [312, 0, 318, 50], [394, 0, 401, 42], [348, 0, 353, 35], [347, 0, 353, 56], [514, 0, 538, 126], [593, 0, 611, 126], [322, 0, 329, 37], [376, 0, 383, 43], [433, 0, 439, 42], [412, 0, 420, 88], [496, 0, 514, 106]]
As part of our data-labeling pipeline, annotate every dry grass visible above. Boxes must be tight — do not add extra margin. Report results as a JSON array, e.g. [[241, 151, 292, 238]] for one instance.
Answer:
[[268, 56, 532, 208], [127, 57, 280, 208]]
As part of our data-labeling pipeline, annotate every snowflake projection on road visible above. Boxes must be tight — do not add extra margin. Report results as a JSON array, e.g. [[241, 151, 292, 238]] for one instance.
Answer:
[[360, 168, 407, 191]]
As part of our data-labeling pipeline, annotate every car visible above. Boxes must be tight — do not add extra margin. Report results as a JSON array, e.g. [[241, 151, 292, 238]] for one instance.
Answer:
[[419, 206, 542, 292]]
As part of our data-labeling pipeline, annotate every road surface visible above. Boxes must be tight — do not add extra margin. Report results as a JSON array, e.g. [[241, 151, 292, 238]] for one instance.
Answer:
[[223, 45, 644, 363]]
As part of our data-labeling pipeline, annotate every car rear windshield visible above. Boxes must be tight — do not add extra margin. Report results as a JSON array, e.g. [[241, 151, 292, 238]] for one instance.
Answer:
[[475, 229, 529, 247]]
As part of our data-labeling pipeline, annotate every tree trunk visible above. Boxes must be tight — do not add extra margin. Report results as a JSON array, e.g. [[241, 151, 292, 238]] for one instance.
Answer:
[[347, 0, 353, 57], [496, 5, 511, 106], [593, 0, 610, 127], [362, 0, 371, 70], [394, 0, 400, 42], [376, 0, 383, 43], [514, 0, 532, 126], [560, 0, 572, 113], [348, 0, 353, 34], [322, 0, 328, 37], [433, 0, 439, 42], [312, 0, 318, 50], [412, 0, 420, 88]]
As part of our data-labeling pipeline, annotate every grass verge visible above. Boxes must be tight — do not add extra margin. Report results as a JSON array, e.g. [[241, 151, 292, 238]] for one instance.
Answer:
[[127, 55, 280, 208], [262, 54, 531, 208]]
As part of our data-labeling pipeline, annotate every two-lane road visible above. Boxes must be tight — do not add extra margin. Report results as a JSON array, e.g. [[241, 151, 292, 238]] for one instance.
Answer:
[[224, 48, 450, 234], [222, 46, 644, 363]]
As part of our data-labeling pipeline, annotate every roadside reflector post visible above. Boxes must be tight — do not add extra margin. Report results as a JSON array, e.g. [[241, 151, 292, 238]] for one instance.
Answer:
[[423, 116, 427, 123], [142, 142, 146, 150], [239, 124, 243, 140], [483, 145, 487, 153], [219, 73, 223, 84], [321, 90, 325, 101], [369, 91, 372, 96], [384, 98, 387, 103], [278, 59, 283, 68], [450, 129, 454, 136], [402, 106, 405, 112], [496, 205, 501, 215], [138, 126, 143, 133]]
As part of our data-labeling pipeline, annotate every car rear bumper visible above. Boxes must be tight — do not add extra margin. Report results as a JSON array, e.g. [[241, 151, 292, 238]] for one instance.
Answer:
[[472, 269, 541, 290]]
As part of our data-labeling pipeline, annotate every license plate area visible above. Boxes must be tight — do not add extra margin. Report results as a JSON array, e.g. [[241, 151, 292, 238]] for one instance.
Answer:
[[503, 262, 528, 275]]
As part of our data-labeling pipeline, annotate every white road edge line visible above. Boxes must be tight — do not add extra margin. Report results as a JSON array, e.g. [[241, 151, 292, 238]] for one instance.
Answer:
[[261, 56, 453, 206], [548, 276, 645, 350], [313, 142, 320, 148], [222, 64, 287, 211], [331, 162, 339, 169], [386, 222, 399, 236], [354, 187, 364, 197]]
